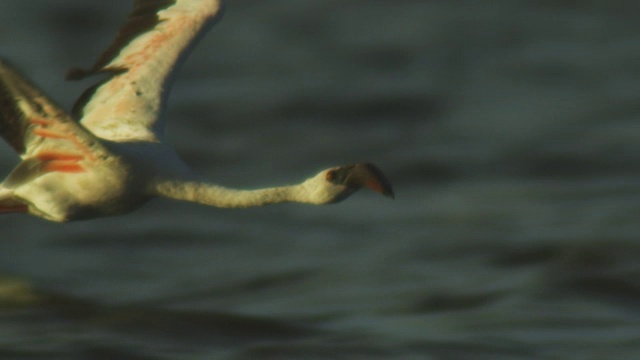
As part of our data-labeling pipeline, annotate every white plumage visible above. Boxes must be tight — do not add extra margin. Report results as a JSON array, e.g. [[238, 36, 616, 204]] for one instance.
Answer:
[[0, 0, 393, 222]]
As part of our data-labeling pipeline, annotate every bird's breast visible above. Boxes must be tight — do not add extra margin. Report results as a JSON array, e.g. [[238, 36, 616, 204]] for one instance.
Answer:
[[13, 155, 146, 222]]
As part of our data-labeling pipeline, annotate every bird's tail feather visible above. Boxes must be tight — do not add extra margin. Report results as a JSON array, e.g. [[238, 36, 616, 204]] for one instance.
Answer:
[[0, 186, 27, 214]]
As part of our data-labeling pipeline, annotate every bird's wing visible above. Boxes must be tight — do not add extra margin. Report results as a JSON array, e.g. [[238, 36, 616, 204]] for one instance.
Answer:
[[0, 59, 99, 159], [68, 0, 224, 143]]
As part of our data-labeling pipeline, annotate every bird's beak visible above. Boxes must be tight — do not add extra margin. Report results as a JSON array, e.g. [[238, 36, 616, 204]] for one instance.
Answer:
[[342, 163, 395, 199]]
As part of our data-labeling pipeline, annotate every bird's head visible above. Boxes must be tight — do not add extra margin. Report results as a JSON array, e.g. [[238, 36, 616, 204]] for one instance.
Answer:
[[303, 163, 394, 204]]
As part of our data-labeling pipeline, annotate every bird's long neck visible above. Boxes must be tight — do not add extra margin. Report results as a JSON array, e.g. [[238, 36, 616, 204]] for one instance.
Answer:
[[153, 179, 309, 208]]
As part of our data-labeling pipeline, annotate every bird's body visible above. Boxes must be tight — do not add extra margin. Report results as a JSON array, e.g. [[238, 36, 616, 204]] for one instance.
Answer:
[[3, 140, 183, 222], [0, 0, 393, 222]]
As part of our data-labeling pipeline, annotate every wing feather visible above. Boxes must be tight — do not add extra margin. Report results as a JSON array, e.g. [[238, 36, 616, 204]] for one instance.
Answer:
[[0, 59, 81, 155], [69, 0, 224, 142]]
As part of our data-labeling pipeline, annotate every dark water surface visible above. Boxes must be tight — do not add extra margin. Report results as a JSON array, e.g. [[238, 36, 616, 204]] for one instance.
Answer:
[[1, 1, 639, 359]]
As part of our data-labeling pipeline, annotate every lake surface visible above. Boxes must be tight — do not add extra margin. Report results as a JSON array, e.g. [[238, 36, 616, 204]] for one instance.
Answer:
[[1, 1, 639, 359]]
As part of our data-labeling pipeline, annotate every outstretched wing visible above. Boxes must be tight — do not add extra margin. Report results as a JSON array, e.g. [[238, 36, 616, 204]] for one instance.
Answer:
[[69, 0, 224, 143], [0, 59, 97, 158]]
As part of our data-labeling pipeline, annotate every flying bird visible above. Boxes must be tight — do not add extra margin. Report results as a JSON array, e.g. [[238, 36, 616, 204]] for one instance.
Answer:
[[0, 0, 393, 222]]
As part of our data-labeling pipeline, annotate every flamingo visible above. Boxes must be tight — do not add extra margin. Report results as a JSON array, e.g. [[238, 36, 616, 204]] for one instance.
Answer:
[[0, 0, 393, 223]]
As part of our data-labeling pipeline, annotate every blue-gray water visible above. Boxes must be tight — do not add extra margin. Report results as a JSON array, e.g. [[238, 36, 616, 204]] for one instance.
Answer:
[[1, 1, 639, 359]]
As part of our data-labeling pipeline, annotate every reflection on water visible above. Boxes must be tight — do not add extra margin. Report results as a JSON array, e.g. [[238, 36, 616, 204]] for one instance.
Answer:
[[1, 1, 639, 359]]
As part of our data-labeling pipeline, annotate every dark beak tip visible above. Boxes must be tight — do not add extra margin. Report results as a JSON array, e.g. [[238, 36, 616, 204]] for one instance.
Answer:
[[342, 162, 395, 200], [379, 185, 394, 199]]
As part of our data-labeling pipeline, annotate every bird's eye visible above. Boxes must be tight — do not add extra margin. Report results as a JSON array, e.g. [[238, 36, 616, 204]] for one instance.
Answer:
[[325, 170, 335, 181]]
